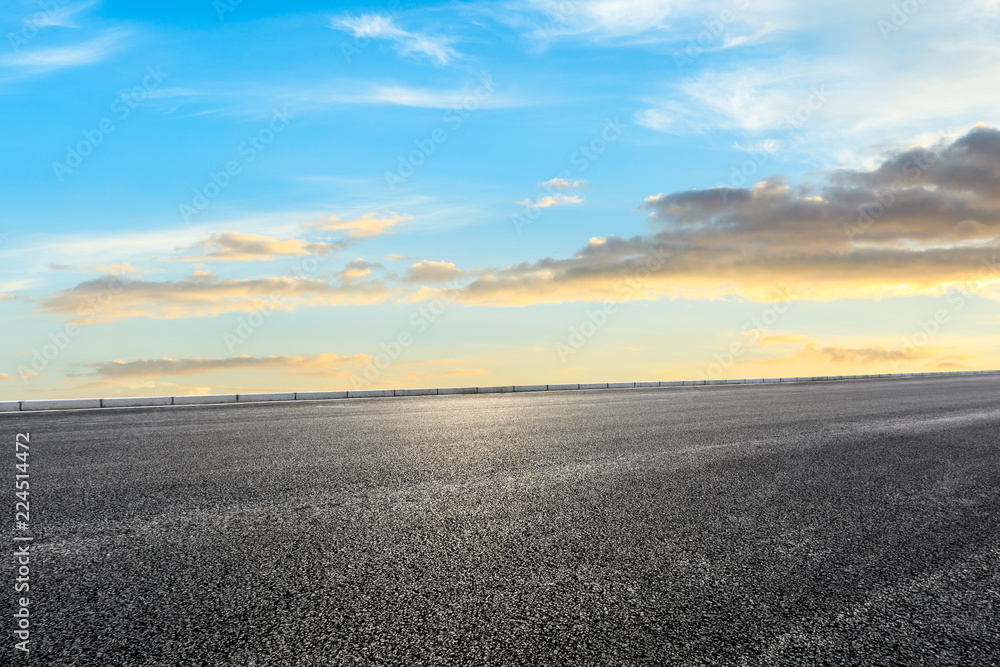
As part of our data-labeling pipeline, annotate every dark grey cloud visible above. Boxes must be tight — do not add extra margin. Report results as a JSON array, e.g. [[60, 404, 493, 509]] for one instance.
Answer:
[[453, 126, 1000, 305]]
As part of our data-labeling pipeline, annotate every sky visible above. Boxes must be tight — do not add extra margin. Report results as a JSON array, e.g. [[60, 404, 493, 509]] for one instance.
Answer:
[[1, 0, 1000, 399]]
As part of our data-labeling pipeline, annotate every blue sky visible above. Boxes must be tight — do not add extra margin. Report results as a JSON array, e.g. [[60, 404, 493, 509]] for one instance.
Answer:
[[2, 0, 1000, 398]]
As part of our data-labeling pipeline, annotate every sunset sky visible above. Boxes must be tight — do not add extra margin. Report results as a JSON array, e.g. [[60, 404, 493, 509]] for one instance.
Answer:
[[2, 0, 999, 399]]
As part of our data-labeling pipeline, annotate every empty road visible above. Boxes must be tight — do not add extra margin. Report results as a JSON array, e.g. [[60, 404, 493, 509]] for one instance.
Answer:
[[4, 375, 1000, 665]]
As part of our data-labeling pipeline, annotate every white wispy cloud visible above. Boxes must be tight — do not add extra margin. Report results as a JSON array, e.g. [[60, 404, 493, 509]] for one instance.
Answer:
[[510, 0, 789, 48], [523, 0, 688, 40], [633, 2, 1000, 165], [24, 0, 100, 29], [1, 29, 128, 72], [278, 78, 520, 111], [331, 14, 458, 65], [143, 87, 198, 100]]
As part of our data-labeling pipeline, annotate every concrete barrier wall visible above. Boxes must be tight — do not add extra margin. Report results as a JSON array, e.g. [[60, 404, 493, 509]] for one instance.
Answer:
[[395, 388, 438, 397], [296, 391, 347, 400], [102, 396, 173, 408], [21, 398, 102, 411], [173, 394, 238, 405], [237, 393, 295, 403], [3, 370, 997, 412], [438, 387, 479, 395], [347, 389, 394, 399]]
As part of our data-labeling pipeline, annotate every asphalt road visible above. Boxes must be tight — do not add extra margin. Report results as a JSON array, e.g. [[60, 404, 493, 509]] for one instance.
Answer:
[[4, 376, 1000, 666]]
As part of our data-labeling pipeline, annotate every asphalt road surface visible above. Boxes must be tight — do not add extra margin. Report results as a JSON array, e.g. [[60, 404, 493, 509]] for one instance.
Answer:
[[5, 376, 1000, 666]]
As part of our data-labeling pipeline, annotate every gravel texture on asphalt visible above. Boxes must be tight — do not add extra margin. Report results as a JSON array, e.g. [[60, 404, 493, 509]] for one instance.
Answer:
[[4, 375, 1000, 665]]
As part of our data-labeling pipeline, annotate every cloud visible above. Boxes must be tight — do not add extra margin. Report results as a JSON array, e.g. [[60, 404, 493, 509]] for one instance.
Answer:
[[346, 85, 478, 108], [511, 0, 787, 50], [83, 353, 371, 378], [142, 87, 198, 100], [338, 258, 383, 282], [522, 0, 688, 41], [273, 77, 519, 111], [736, 342, 963, 369], [932, 354, 977, 369], [48, 261, 150, 274], [540, 178, 586, 190], [0, 372, 15, 382], [21, 0, 99, 29], [331, 14, 457, 65], [404, 260, 466, 284], [38, 270, 395, 323], [2, 29, 127, 72], [734, 139, 781, 155], [814, 345, 931, 364], [634, 7, 1000, 156], [175, 233, 346, 262], [446, 126, 1000, 305], [516, 194, 584, 209], [637, 66, 832, 135], [308, 212, 410, 238]]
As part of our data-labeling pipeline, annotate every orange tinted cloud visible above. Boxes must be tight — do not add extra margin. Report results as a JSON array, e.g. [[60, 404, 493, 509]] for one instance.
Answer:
[[308, 212, 410, 238], [404, 260, 466, 283], [39, 270, 394, 323], [175, 232, 346, 262], [83, 353, 371, 378]]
